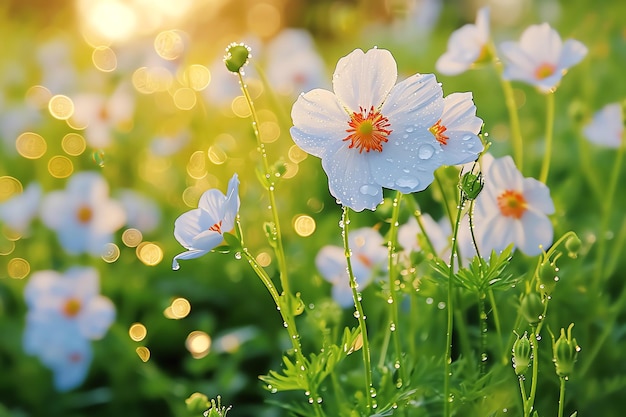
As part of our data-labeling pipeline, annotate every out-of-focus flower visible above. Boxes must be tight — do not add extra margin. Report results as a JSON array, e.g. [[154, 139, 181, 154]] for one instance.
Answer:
[[36, 37, 78, 94], [40, 172, 126, 256], [398, 214, 450, 259], [23, 267, 115, 391], [583, 103, 624, 148], [435, 92, 484, 165], [117, 189, 161, 233], [436, 7, 490, 76], [315, 227, 387, 307], [290, 48, 445, 212], [0, 182, 41, 234], [265, 28, 327, 97], [71, 84, 135, 148], [0, 95, 42, 154], [499, 23, 587, 93], [472, 154, 555, 256], [173, 174, 240, 270], [150, 131, 190, 156]]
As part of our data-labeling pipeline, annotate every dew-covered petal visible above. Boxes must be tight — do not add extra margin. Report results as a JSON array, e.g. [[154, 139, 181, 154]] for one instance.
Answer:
[[478, 214, 520, 254], [333, 48, 397, 112], [440, 131, 483, 165], [172, 249, 209, 270], [321, 145, 382, 212], [441, 92, 482, 133], [290, 89, 349, 157], [518, 210, 554, 256], [522, 177, 555, 215], [382, 73, 444, 129]]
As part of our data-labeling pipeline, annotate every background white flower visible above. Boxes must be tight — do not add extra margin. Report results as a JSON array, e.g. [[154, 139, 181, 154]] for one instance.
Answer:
[[398, 214, 451, 259], [0, 182, 41, 234], [472, 154, 555, 256], [499, 22, 587, 93], [583, 103, 624, 148], [117, 189, 161, 233], [290, 48, 445, 212], [40, 171, 126, 256], [436, 7, 490, 76], [315, 227, 388, 307], [173, 174, 240, 270]]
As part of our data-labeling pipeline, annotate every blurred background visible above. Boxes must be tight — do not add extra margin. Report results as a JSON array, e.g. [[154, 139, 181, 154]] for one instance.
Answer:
[[1, 0, 625, 416]]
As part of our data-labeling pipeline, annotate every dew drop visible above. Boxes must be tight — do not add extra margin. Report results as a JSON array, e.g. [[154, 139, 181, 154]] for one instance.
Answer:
[[353, 311, 360, 318], [396, 176, 419, 188], [405, 126, 414, 133], [390, 322, 396, 331], [359, 184, 379, 196], [234, 252, 242, 260], [418, 144, 435, 159]]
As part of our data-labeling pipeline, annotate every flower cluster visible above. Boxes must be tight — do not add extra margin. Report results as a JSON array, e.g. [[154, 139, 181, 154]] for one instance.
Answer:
[[23, 267, 115, 391]]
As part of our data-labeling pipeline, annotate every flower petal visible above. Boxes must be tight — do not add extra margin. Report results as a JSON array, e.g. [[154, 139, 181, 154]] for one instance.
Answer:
[[441, 92, 482, 133], [173, 208, 205, 248], [172, 249, 210, 270], [558, 39, 588, 70], [478, 214, 520, 254], [290, 88, 349, 157], [440, 131, 483, 165], [522, 177, 555, 215], [315, 245, 346, 282], [333, 48, 397, 111], [518, 210, 554, 256], [197, 189, 226, 223], [79, 296, 115, 339], [191, 229, 224, 251], [221, 174, 240, 232]]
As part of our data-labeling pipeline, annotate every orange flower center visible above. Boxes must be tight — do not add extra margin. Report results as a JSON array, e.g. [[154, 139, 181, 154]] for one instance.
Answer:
[[344, 106, 392, 153], [76, 205, 93, 223], [497, 190, 527, 219], [209, 220, 223, 234], [356, 253, 373, 268], [429, 119, 449, 145], [535, 63, 556, 80], [63, 298, 82, 317]]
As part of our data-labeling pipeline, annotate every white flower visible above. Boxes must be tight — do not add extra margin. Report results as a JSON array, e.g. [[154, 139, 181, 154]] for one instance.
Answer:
[[173, 174, 240, 270], [290, 48, 445, 212], [583, 103, 624, 148], [435, 92, 484, 165], [472, 154, 555, 256], [398, 214, 451, 259], [70, 84, 135, 148], [23, 267, 115, 391], [40, 172, 126, 256], [436, 7, 491, 76], [0, 182, 41, 234], [117, 189, 161, 233], [499, 23, 587, 93], [266, 28, 327, 97], [315, 227, 387, 307]]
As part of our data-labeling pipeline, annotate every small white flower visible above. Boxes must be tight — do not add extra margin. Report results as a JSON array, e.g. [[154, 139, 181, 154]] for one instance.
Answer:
[[23, 267, 115, 391], [436, 7, 491, 76], [472, 154, 555, 256], [173, 174, 240, 270], [290, 48, 446, 211], [0, 182, 42, 234], [315, 227, 387, 307], [117, 189, 161, 233], [499, 23, 587, 93], [40, 172, 126, 256], [434, 92, 484, 166], [583, 103, 624, 148], [398, 214, 451, 259]]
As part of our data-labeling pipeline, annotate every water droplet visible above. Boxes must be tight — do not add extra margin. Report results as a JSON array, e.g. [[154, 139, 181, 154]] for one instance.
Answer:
[[405, 126, 414, 133], [390, 322, 396, 331], [387, 296, 394, 304], [359, 184, 379, 196], [369, 387, 377, 398], [234, 252, 242, 260], [462, 135, 474, 141], [353, 311, 360, 318], [394, 361, 400, 369], [418, 144, 435, 159], [396, 176, 419, 188], [283, 322, 289, 328]]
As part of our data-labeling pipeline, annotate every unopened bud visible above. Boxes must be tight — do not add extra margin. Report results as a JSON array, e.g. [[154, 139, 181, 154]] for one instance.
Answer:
[[537, 260, 559, 295], [553, 323, 580, 378], [224, 43, 251, 73], [512, 332, 532, 375], [565, 234, 582, 258], [520, 292, 544, 326], [186, 392, 210, 413], [460, 171, 483, 201]]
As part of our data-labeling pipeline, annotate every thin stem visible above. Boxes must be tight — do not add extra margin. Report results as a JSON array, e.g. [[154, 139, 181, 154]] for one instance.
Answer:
[[435, 170, 455, 229], [478, 293, 488, 376], [237, 71, 295, 321], [539, 92, 555, 184], [444, 198, 465, 417], [342, 207, 374, 411], [525, 328, 540, 417], [558, 376, 567, 417], [592, 142, 625, 293], [387, 191, 405, 381], [518, 376, 528, 415], [489, 42, 524, 172], [487, 288, 505, 364]]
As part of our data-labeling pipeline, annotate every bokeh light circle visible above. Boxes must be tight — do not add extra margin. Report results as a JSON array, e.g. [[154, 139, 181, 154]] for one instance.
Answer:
[[154, 30, 184, 60], [136, 242, 163, 266], [48, 95, 75, 120], [122, 228, 143, 247], [8, 258, 30, 279], [0, 176, 23, 203], [129, 323, 147, 342], [171, 297, 191, 318], [186, 330, 211, 359], [101, 242, 120, 263], [48, 155, 74, 178], [92, 45, 118, 72], [16, 132, 47, 159], [62, 133, 87, 156], [293, 215, 316, 237], [136, 346, 150, 362]]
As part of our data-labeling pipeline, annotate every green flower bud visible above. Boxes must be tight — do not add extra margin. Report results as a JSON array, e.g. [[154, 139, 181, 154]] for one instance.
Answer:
[[512, 332, 532, 375], [520, 292, 545, 326], [553, 323, 580, 378], [565, 234, 582, 258], [224, 43, 251, 73], [537, 260, 559, 295], [186, 392, 210, 413], [460, 171, 483, 201]]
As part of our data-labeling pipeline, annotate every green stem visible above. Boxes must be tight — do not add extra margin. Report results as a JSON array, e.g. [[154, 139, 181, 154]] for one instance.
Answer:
[[435, 170, 455, 229], [487, 288, 505, 364], [444, 197, 465, 417], [478, 293, 488, 376], [387, 191, 405, 381], [558, 376, 567, 417], [342, 207, 374, 411], [525, 328, 540, 417], [490, 42, 524, 172], [518, 376, 528, 416], [539, 92, 555, 184], [592, 142, 625, 293], [576, 130, 603, 201], [237, 72, 294, 318]]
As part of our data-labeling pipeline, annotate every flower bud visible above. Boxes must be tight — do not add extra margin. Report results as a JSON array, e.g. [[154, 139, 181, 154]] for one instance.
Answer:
[[186, 392, 210, 413], [565, 234, 582, 258], [537, 260, 559, 295], [460, 171, 483, 201], [520, 292, 544, 326], [224, 43, 251, 73], [553, 323, 580, 378], [512, 332, 532, 375]]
